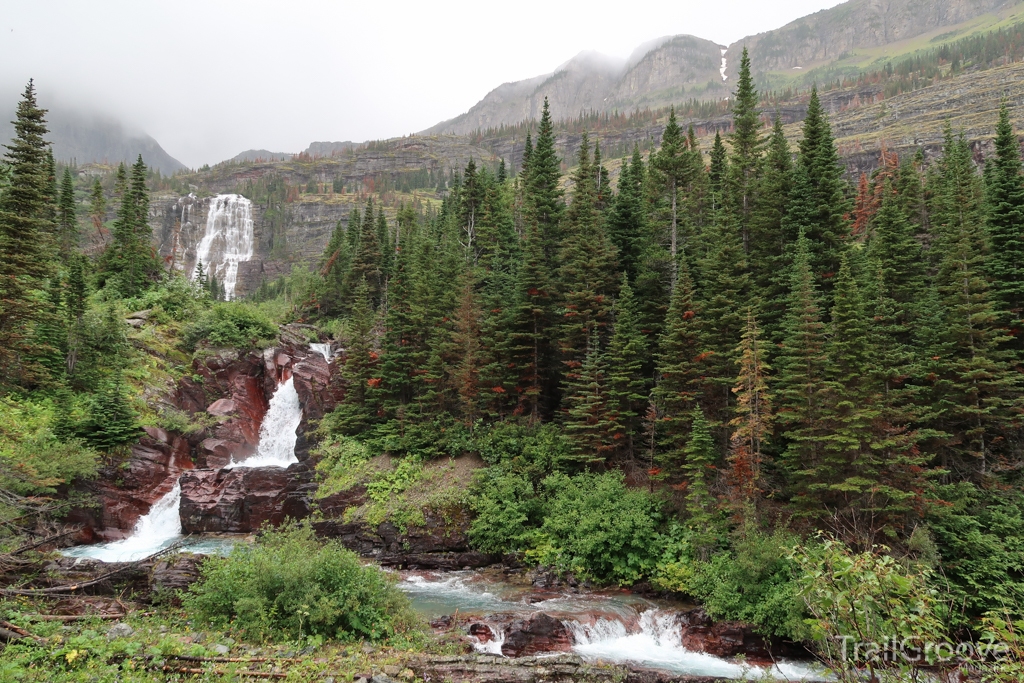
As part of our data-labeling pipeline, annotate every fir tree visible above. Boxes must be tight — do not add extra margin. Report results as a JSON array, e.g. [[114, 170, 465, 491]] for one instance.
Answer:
[[728, 48, 762, 255], [82, 374, 141, 451], [683, 406, 722, 558], [985, 102, 1024, 344], [526, 98, 563, 264], [57, 167, 77, 261], [329, 279, 380, 435], [561, 331, 615, 468], [651, 107, 689, 285], [0, 81, 56, 388], [65, 255, 87, 376], [728, 309, 773, 514], [608, 145, 647, 284], [708, 132, 728, 214], [344, 198, 384, 308], [606, 275, 649, 461]]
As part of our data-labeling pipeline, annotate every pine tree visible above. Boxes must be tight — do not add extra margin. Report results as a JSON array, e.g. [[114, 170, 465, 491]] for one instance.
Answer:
[[606, 275, 649, 462], [526, 98, 563, 264], [65, 255, 87, 376], [89, 177, 106, 237], [344, 198, 383, 308], [82, 374, 140, 451], [750, 115, 794, 342], [561, 332, 615, 469], [774, 232, 828, 498], [557, 132, 619, 373], [607, 146, 646, 284], [728, 309, 773, 514], [708, 132, 728, 215], [651, 107, 689, 285], [654, 262, 708, 481], [452, 275, 483, 426], [683, 406, 722, 557], [728, 48, 762, 255], [784, 86, 851, 307], [0, 81, 56, 388], [57, 167, 77, 261], [985, 102, 1024, 345], [329, 279, 380, 435]]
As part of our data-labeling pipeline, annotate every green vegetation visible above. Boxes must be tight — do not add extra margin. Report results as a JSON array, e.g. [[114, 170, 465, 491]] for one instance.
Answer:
[[182, 303, 278, 350], [184, 524, 415, 642]]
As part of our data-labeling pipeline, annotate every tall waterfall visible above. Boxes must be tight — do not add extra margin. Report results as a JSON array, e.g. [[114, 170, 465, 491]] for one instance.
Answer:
[[194, 194, 254, 300], [66, 367, 308, 562]]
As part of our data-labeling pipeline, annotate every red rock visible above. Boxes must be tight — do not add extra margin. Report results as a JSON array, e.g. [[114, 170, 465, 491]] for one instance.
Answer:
[[676, 607, 792, 659], [206, 398, 236, 416], [179, 464, 314, 533], [500, 613, 573, 657]]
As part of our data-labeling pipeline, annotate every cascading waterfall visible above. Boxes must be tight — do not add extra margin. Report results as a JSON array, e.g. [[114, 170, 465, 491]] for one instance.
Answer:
[[310, 343, 333, 362], [67, 358, 311, 562], [194, 194, 254, 300], [225, 376, 301, 469]]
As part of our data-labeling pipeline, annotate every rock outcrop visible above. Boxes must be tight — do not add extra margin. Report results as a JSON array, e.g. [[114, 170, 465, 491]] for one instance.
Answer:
[[179, 462, 315, 533], [498, 613, 574, 657]]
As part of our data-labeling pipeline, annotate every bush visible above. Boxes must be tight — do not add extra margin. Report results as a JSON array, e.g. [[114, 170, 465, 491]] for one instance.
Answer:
[[183, 303, 277, 350], [184, 524, 415, 642], [536, 471, 663, 585], [474, 422, 572, 478], [469, 469, 544, 554], [685, 524, 807, 640], [123, 276, 208, 321]]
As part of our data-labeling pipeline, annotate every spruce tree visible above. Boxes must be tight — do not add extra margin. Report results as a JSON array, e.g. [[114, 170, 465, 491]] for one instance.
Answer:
[[682, 406, 721, 558], [727, 48, 762, 255], [651, 107, 689, 285], [82, 374, 140, 451], [708, 132, 728, 215], [607, 146, 646, 283], [344, 198, 384, 308], [57, 167, 77, 261], [65, 255, 87, 376], [654, 262, 708, 481], [985, 102, 1024, 345], [561, 332, 615, 469], [526, 98, 563, 264], [728, 309, 772, 514], [329, 279, 380, 435], [606, 275, 649, 461], [0, 81, 56, 388]]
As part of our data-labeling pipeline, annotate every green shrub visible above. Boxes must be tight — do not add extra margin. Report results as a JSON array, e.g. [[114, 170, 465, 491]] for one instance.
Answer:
[[474, 422, 572, 478], [183, 303, 277, 350], [535, 471, 663, 585], [686, 524, 807, 640], [123, 276, 209, 321], [469, 469, 544, 554], [184, 524, 415, 642]]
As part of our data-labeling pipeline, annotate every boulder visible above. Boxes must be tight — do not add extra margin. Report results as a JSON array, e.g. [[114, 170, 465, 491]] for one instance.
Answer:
[[179, 463, 315, 533], [675, 607, 801, 659], [500, 613, 573, 657]]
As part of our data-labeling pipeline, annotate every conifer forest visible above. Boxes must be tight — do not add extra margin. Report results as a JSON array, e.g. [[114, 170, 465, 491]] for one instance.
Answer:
[[1, 24, 1024, 683]]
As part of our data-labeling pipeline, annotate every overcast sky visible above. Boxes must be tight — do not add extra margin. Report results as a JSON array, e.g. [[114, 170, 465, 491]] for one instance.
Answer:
[[1, 0, 844, 168]]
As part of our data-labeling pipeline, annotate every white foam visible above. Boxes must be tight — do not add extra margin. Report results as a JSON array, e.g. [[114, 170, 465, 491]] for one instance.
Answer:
[[64, 481, 182, 562], [226, 377, 301, 469]]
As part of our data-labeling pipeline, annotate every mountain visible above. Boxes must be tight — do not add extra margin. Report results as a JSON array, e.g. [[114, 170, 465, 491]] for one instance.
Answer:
[[229, 149, 295, 163], [0, 103, 186, 175], [425, 0, 1023, 135], [725, 0, 1023, 83], [423, 36, 725, 135]]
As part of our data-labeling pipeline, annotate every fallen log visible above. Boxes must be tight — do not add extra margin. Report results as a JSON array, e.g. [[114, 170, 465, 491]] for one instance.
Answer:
[[153, 665, 287, 679]]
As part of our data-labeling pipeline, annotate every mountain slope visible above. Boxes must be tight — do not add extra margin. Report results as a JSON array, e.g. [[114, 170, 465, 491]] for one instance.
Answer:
[[725, 0, 1022, 80], [423, 36, 723, 135], [0, 104, 186, 175]]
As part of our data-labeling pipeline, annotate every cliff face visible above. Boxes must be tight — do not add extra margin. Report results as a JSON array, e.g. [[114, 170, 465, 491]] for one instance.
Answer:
[[726, 0, 1020, 77]]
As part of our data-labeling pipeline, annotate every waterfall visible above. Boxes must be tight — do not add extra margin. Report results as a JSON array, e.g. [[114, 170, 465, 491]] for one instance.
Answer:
[[194, 194, 254, 300], [310, 343, 333, 362], [67, 368, 309, 561], [64, 482, 182, 563], [226, 376, 302, 469]]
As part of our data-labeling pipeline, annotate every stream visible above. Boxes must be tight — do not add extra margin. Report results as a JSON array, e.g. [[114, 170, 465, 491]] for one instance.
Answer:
[[398, 570, 828, 680]]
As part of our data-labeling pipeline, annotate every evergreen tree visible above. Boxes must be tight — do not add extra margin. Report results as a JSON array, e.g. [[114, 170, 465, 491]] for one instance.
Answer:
[[728, 309, 773, 514], [651, 107, 689, 285], [526, 98, 563, 264], [329, 279, 380, 435], [561, 331, 615, 468], [557, 132, 619, 372], [344, 198, 383, 308], [89, 177, 106, 237], [608, 145, 647, 284], [0, 80, 56, 388], [65, 255, 87, 376], [606, 275, 649, 462], [654, 263, 708, 481], [682, 406, 721, 558], [708, 132, 728, 214], [57, 167, 77, 261], [728, 48, 762, 255], [82, 374, 140, 451], [985, 102, 1024, 344]]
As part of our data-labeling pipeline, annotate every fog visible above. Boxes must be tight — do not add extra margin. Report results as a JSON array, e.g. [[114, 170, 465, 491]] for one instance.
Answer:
[[0, 0, 844, 168]]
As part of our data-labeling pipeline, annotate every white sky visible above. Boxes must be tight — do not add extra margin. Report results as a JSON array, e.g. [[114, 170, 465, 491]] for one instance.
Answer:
[[0, 0, 844, 168]]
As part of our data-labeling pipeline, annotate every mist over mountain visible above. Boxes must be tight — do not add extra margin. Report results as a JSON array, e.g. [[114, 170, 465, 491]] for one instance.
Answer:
[[0, 99, 186, 175]]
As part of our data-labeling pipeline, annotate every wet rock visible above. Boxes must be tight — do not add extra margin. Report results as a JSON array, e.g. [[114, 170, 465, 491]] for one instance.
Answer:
[[179, 463, 314, 533], [500, 613, 573, 657], [468, 623, 494, 643], [106, 623, 134, 639], [206, 398, 236, 416], [675, 607, 799, 660], [403, 653, 630, 683]]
